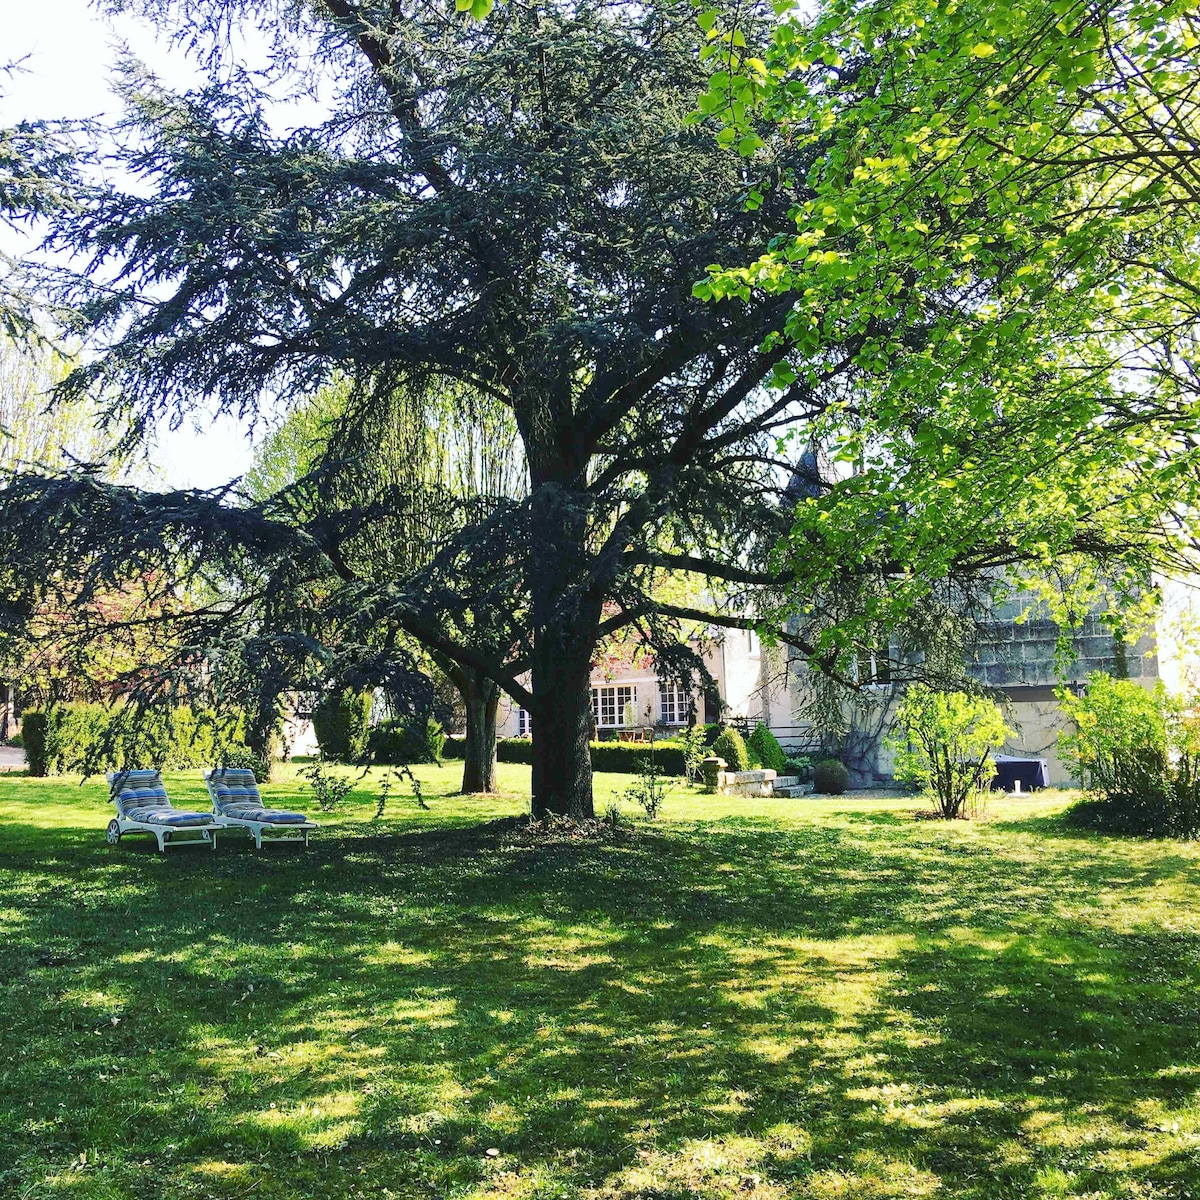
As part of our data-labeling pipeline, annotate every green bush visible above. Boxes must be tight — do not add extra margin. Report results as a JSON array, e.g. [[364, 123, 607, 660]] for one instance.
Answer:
[[747, 723, 786, 773], [20, 704, 249, 776], [710, 727, 750, 772], [454, 736, 688, 775], [620, 757, 667, 818], [22, 712, 50, 776], [1060, 673, 1200, 838], [426, 717, 446, 762], [886, 685, 1010, 818], [370, 717, 446, 765], [813, 758, 849, 795], [300, 757, 355, 812], [221, 746, 272, 783], [312, 689, 373, 762], [590, 739, 686, 775], [783, 755, 812, 777]]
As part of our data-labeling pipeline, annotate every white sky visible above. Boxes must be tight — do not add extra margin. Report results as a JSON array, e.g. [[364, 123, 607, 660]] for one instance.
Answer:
[[1, 0, 263, 489]]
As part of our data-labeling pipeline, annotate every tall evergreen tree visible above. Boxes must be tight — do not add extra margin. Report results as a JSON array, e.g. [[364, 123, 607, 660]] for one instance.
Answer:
[[19, 0, 829, 817]]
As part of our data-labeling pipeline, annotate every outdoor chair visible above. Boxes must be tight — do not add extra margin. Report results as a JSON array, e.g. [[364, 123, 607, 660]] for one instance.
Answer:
[[106, 769, 219, 853], [203, 767, 317, 849]]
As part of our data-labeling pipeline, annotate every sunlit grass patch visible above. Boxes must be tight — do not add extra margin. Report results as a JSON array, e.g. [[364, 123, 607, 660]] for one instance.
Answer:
[[3, 767, 1200, 1197]]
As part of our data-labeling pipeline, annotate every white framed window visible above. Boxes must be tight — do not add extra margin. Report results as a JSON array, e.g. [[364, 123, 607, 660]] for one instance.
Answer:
[[517, 707, 531, 736], [855, 638, 893, 687], [592, 685, 635, 728], [658, 683, 689, 726]]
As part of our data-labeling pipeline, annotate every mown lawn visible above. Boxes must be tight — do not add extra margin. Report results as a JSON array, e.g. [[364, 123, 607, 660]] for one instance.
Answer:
[[2, 763, 1199, 1200]]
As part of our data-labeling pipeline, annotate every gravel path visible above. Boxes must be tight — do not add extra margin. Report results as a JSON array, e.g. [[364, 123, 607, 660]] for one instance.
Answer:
[[0, 745, 27, 771]]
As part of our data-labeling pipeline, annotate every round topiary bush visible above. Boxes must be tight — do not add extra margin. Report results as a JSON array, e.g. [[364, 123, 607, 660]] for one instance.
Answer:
[[813, 758, 849, 794], [710, 727, 750, 772], [747, 723, 786, 772]]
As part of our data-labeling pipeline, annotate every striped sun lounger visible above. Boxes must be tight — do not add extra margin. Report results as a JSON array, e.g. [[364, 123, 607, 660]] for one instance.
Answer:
[[106, 769, 218, 853], [203, 768, 317, 849]]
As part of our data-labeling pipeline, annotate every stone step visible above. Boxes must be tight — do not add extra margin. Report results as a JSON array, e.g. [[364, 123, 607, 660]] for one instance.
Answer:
[[773, 775, 800, 788], [773, 783, 814, 798]]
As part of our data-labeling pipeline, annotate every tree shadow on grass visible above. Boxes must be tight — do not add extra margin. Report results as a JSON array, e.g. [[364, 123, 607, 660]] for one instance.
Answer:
[[3, 817, 1200, 1198]]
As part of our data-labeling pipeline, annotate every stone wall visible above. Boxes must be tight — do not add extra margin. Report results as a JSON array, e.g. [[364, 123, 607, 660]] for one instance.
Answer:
[[972, 602, 1158, 688]]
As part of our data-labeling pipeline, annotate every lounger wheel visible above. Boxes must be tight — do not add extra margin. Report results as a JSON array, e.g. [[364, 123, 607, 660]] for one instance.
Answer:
[[106, 819, 121, 845]]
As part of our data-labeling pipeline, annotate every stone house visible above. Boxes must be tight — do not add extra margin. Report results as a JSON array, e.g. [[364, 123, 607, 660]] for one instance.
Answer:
[[724, 578, 1195, 787], [493, 578, 1199, 787], [495, 628, 780, 743]]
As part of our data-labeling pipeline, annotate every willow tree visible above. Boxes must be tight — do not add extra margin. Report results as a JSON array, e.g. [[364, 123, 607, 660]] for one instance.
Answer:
[[245, 376, 526, 792], [25, 0, 848, 819]]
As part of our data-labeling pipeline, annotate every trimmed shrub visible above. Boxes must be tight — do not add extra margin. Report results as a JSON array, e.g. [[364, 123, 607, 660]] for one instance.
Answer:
[[747, 723, 786, 773], [710, 727, 750, 772], [468, 736, 688, 775], [312, 689, 372, 762], [496, 736, 533, 763], [591, 739, 686, 775], [22, 712, 50, 776], [813, 758, 849, 795], [371, 717, 446, 765], [20, 704, 249, 776]]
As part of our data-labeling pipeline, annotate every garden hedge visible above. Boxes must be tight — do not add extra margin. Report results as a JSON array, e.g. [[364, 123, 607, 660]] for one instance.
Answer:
[[442, 736, 687, 776], [370, 717, 447, 765], [22, 704, 251, 777]]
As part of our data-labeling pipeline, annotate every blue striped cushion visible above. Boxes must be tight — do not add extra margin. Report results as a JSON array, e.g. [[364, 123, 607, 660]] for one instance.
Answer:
[[117, 784, 170, 817], [112, 770, 212, 825], [224, 806, 307, 824], [125, 806, 213, 827], [210, 768, 307, 823]]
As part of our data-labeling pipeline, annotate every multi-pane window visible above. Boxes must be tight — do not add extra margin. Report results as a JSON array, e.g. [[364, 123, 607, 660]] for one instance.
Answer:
[[592, 685, 635, 728], [517, 708, 531, 736], [659, 683, 688, 726]]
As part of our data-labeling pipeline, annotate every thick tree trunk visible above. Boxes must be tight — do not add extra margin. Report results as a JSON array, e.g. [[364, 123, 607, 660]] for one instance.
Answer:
[[460, 670, 499, 794], [522, 452, 605, 819], [435, 655, 501, 794], [530, 646, 595, 818]]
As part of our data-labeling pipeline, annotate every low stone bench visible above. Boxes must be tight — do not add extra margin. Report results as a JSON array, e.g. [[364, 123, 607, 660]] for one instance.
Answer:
[[722, 769, 775, 796], [702, 758, 814, 798], [702, 757, 777, 796]]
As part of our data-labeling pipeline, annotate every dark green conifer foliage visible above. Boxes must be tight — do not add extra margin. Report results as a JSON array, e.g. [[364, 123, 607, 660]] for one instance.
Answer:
[[8, 0, 830, 818]]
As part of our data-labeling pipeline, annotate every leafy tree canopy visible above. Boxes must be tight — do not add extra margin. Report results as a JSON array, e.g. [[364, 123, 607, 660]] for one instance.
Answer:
[[698, 0, 1200, 654]]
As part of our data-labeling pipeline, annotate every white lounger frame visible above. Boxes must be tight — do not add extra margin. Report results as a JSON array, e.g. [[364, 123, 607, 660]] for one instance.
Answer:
[[202, 770, 317, 850], [105, 772, 219, 853]]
